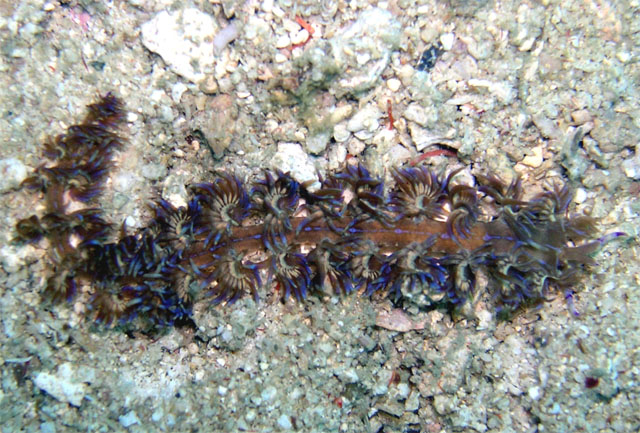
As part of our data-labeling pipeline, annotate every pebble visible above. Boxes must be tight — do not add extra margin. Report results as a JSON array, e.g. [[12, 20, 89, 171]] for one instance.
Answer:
[[405, 391, 420, 412], [386, 78, 401, 92], [272, 142, 318, 189], [347, 105, 381, 139], [338, 368, 360, 384], [528, 386, 542, 400], [520, 145, 544, 168], [347, 138, 366, 156], [440, 32, 455, 51], [282, 18, 300, 33], [333, 123, 351, 142], [260, 0, 273, 13], [0, 245, 29, 274], [328, 143, 347, 170], [271, 5, 285, 18], [213, 22, 239, 54], [141, 8, 219, 84], [291, 29, 309, 45], [532, 114, 562, 139], [467, 78, 515, 104], [386, 144, 412, 167], [403, 103, 429, 127], [621, 154, 640, 179], [571, 109, 592, 125], [119, 411, 139, 428], [261, 386, 277, 401], [616, 51, 631, 63], [275, 34, 291, 49], [573, 188, 588, 204], [0, 158, 28, 193], [433, 395, 454, 415], [171, 82, 188, 103], [33, 363, 88, 407], [306, 130, 331, 154], [277, 415, 292, 429], [40, 422, 55, 433], [408, 123, 448, 152], [151, 409, 163, 422], [328, 8, 402, 96], [376, 309, 426, 332], [141, 163, 168, 181]]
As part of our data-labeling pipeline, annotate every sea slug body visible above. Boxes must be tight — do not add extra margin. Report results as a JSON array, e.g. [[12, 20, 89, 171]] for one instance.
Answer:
[[14, 94, 613, 330]]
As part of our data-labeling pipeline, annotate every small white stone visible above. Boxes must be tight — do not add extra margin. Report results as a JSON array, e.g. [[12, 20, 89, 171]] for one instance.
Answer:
[[386, 78, 401, 92], [0, 245, 29, 273], [272, 142, 318, 189], [261, 386, 277, 401], [275, 34, 291, 48], [616, 51, 631, 63], [260, 0, 274, 13], [528, 386, 542, 400], [282, 18, 300, 33], [0, 158, 28, 192], [277, 415, 292, 429], [347, 106, 381, 133], [151, 409, 163, 422], [274, 53, 288, 63], [150, 89, 166, 102], [386, 144, 411, 167], [397, 383, 410, 399], [520, 146, 543, 168], [33, 366, 87, 407], [290, 29, 309, 45], [573, 188, 588, 204], [403, 103, 429, 127], [622, 155, 640, 179], [124, 215, 137, 229], [333, 123, 351, 142], [440, 32, 455, 50], [119, 411, 139, 428], [328, 143, 347, 170], [468, 79, 515, 104], [475, 308, 493, 330], [171, 82, 188, 103], [356, 52, 371, 65], [271, 5, 285, 18], [342, 368, 359, 383], [347, 138, 366, 156]]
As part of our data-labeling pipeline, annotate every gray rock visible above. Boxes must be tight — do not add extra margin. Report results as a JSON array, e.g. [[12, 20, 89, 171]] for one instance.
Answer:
[[0, 158, 28, 192], [272, 142, 319, 190], [403, 103, 430, 127], [33, 363, 88, 407], [141, 8, 219, 84], [119, 411, 139, 428]]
